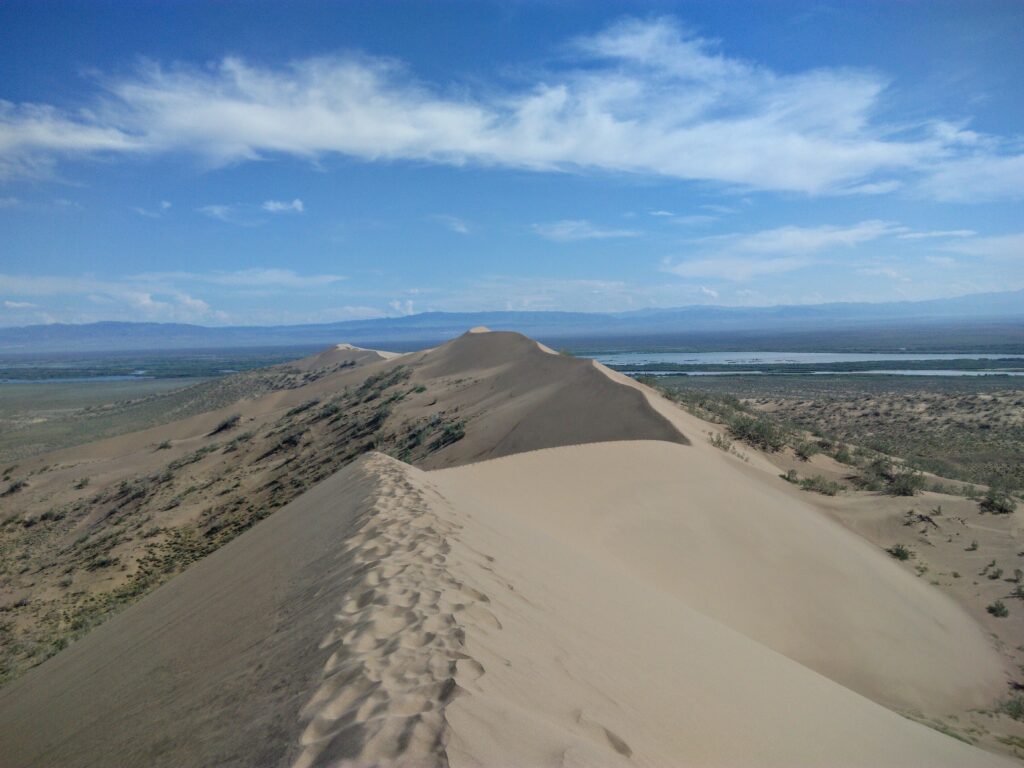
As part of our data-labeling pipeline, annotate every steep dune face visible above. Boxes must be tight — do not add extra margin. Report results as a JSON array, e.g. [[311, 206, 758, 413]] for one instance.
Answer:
[[407, 330, 688, 467], [0, 455, 461, 768], [433, 441, 1008, 716], [0, 451, 1013, 767]]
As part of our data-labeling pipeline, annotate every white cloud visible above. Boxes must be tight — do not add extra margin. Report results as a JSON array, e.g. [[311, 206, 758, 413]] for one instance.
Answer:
[[133, 200, 172, 218], [699, 286, 719, 299], [532, 219, 640, 242], [714, 220, 903, 254], [898, 229, 976, 240], [945, 233, 1024, 260], [0, 18, 1020, 198], [431, 214, 471, 234], [262, 198, 304, 213], [198, 204, 235, 222], [0, 267, 350, 324], [916, 153, 1024, 202], [0, 196, 19, 207], [388, 299, 415, 315], [666, 255, 814, 281], [132, 268, 346, 288], [857, 266, 904, 279], [664, 220, 901, 281]]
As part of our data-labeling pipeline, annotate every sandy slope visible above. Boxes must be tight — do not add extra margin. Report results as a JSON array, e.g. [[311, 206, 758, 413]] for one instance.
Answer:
[[0, 330, 1018, 765], [433, 441, 1007, 716], [287, 343, 401, 372], [0, 449, 1014, 767]]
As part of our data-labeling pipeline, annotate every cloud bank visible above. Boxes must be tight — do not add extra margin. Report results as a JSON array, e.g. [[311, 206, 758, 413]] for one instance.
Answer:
[[0, 18, 1021, 199]]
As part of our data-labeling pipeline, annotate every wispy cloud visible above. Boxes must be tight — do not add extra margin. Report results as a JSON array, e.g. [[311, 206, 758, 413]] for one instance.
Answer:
[[131, 268, 346, 288], [944, 233, 1024, 260], [262, 198, 304, 213], [432, 214, 471, 234], [133, 200, 172, 218], [532, 219, 640, 242], [198, 204, 236, 223], [0, 267, 350, 324], [898, 229, 975, 240], [0, 18, 1020, 198], [664, 220, 902, 280], [666, 255, 814, 281], [0, 196, 19, 208]]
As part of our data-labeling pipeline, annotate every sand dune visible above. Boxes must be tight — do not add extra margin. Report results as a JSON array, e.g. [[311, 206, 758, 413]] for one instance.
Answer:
[[0, 330, 1018, 766], [433, 441, 1007, 715], [287, 343, 401, 372], [0, 449, 1013, 766]]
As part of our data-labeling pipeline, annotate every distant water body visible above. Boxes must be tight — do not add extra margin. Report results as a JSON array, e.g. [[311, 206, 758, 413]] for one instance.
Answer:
[[586, 351, 1024, 377], [590, 351, 1024, 366]]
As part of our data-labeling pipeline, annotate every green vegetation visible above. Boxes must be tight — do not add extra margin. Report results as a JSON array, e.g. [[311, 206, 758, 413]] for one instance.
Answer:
[[727, 414, 788, 452], [987, 600, 1010, 618], [650, 374, 1024, 491], [0, 355, 479, 686], [2, 479, 27, 496], [207, 413, 241, 436], [855, 458, 925, 496], [798, 475, 843, 496], [999, 696, 1024, 721], [886, 544, 912, 560], [979, 488, 1018, 515]]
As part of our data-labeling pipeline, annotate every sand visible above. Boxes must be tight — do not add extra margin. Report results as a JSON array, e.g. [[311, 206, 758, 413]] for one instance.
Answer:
[[0, 329, 1018, 766]]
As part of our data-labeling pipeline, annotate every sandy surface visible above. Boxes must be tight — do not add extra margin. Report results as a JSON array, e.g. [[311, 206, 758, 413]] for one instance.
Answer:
[[0, 329, 1019, 766], [0, 448, 1014, 767]]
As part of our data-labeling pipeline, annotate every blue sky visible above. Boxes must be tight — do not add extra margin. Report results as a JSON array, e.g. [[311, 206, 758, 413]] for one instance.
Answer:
[[1, 0, 1022, 326]]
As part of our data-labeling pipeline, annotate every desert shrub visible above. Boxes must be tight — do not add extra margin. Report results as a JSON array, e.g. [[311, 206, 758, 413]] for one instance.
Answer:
[[857, 458, 924, 496], [1000, 696, 1024, 720], [966, 539, 979, 552], [989, 568, 1004, 580], [430, 420, 466, 450], [727, 414, 787, 452], [168, 443, 219, 471], [155, 440, 172, 450], [987, 600, 1009, 618], [799, 475, 843, 496], [73, 477, 90, 489], [208, 413, 241, 436], [887, 471, 925, 497], [887, 544, 912, 561], [832, 444, 852, 464], [285, 400, 319, 418], [794, 441, 820, 461], [2, 479, 26, 496], [709, 433, 733, 451], [780, 469, 799, 484], [979, 488, 1017, 515]]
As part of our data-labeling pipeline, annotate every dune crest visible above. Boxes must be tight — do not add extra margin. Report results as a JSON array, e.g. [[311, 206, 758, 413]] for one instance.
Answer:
[[293, 454, 486, 768], [1, 447, 1015, 767]]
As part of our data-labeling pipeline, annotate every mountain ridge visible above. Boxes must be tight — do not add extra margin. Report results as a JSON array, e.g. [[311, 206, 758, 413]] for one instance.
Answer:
[[2, 288, 1023, 353]]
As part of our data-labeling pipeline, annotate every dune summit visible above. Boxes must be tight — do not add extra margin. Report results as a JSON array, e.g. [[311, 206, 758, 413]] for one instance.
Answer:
[[0, 330, 1017, 766]]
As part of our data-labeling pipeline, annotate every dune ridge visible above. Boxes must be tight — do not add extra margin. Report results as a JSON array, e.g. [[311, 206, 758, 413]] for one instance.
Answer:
[[293, 454, 489, 768], [0, 330, 1019, 766]]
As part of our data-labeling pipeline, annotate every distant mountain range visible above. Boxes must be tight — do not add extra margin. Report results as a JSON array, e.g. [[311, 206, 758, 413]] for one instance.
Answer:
[[2, 289, 1023, 354]]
